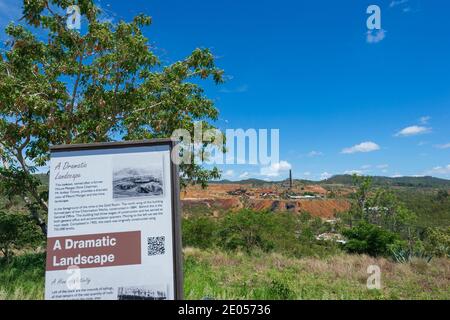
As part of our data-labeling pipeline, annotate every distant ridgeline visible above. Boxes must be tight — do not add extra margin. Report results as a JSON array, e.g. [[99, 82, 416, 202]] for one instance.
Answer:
[[322, 175, 450, 188], [31, 173, 450, 189], [211, 175, 450, 189]]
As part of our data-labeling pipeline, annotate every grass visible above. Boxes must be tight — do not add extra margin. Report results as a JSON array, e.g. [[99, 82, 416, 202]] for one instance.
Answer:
[[1, 249, 449, 300], [184, 248, 450, 300], [0, 252, 45, 300]]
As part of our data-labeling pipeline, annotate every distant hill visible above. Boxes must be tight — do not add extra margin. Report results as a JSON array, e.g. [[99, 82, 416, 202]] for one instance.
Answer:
[[35, 173, 49, 185], [211, 178, 317, 186], [211, 175, 450, 189], [322, 175, 450, 188], [211, 178, 276, 185], [35, 172, 450, 189]]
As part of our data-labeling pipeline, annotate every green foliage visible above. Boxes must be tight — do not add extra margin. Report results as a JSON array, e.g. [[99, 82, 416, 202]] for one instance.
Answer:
[[423, 227, 450, 258], [436, 190, 449, 202], [339, 174, 427, 257], [0, 252, 45, 299], [1, 250, 450, 300], [217, 210, 275, 253], [323, 175, 450, 189], [182, 209, 340, 257], [0, 211, 44, 261], [344, 175, 373, 225], [342, 221, 400, 257], [182, 216, 218, 249], [396, 190, 450, 228], [0, 0, 225, 234], [390, 247, 433, 264], [267, 279, 295, 300]]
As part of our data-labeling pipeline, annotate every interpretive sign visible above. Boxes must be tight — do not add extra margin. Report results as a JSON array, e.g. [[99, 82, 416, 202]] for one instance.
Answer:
[[44, 139, 183, 300]]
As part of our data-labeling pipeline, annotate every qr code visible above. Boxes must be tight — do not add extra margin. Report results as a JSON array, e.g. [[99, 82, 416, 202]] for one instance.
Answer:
[[147, 236, 165, 256]]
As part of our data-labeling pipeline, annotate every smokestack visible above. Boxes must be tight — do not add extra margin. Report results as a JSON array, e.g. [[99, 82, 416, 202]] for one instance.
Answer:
[[289, 169, 293, 189]]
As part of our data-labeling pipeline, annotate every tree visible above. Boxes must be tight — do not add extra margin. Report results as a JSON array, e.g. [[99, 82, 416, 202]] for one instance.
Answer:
[[344, 175, 373, 226], [0, 0, 225, 235], [0, 211, 44, 262], [423, 227, 450, 258], [217, 210, 275, 253], [342, 221, 399, 257]]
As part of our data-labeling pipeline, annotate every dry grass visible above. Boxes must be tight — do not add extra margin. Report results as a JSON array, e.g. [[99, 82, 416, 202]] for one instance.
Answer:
[[1, 249, 449, 300], [184, 248, 450, 300]]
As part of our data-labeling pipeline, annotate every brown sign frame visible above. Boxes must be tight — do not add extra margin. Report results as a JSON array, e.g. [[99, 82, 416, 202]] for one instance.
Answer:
[[49, 138, 183, 300]]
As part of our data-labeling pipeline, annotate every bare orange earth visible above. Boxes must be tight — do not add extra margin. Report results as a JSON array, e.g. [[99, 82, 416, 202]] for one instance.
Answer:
[[181, 184, 351, 219]]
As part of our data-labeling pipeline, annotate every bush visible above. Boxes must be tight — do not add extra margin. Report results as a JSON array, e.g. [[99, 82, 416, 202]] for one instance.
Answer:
[[342, 221, 399, 257], [0, 211, 44, 262], [182, 209, 342, 258], [217, 210, 275, 253], [267, 279, 295, 300], [423, 227, 450, 258], [182, 216, 218, 249]]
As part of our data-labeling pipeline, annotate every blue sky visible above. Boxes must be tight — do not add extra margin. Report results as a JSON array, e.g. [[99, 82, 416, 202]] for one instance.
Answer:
[[1, 0, 449, 180]]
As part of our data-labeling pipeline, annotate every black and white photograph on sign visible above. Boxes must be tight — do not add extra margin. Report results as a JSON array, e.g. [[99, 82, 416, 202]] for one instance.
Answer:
[[117, 285, 168, 300], [112, 154, 164, 199]]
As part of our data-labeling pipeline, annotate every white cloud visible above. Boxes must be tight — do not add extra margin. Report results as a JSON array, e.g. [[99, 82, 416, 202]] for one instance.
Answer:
[[419, 116, 431, 124], [341, 141, 380, 154], [223, 170, 234, 178], [435, 143, 450, 149], [366, 29, 386, 44], [426, 165, 450, 176], [344, 170, 364, 176], [377, 164, 389, 169], [307, 151, 323, 157], [361, 165, 372, 169], [260, 160, 292, 177], [303, 171, 311, 177], [395, 125, 431, 137], [239, 171, 249, 179], [320, 172, 332, 180]]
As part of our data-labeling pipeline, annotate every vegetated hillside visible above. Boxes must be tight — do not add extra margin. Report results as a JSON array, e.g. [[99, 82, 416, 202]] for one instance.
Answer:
[[35, 173, 49, 185], [323, 175, 450, 189], [10, 174, 448, 227], [396, 189, 450, 228], [34, 173, 450, 189]]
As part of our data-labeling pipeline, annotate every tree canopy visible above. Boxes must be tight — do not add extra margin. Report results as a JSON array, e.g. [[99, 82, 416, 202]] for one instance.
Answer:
[[0, 0, 225, 234]]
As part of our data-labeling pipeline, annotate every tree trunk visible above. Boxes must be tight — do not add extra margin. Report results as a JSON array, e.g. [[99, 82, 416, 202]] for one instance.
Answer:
[[24, 197, 48, 236]]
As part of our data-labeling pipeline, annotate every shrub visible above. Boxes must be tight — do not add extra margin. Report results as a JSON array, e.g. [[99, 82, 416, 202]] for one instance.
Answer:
[[423, 227, 450, 258], [181, 209, 342, 257], [182, 216, 218, 249], [0, 211, 44, 262], [342, 221, 399, 257], [217, 210, 275, 253], [267, 279, 295, 300]]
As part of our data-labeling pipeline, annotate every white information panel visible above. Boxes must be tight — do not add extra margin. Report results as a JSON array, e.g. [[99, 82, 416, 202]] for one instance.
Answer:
[[45, 141, 181, 300]]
